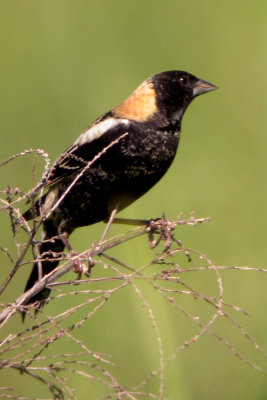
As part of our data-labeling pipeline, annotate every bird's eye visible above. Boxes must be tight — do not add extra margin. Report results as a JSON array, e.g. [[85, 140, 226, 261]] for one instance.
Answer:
[[179, 76, 189, 85]]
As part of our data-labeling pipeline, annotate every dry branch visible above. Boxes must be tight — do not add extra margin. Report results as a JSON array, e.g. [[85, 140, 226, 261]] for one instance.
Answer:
[[0, 148, 266, 400], [0, 215, 209, 326]]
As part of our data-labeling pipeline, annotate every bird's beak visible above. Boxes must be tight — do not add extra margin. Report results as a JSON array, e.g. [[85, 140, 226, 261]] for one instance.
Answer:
[[193, 79, 217, 97]]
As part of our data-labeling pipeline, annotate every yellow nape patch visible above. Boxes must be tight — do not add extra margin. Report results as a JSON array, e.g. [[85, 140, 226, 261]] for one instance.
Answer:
[[114, 80, 157, 122]]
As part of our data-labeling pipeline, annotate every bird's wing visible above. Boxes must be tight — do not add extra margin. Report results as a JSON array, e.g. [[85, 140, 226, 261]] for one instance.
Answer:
[[43, 143, 86, 188], [43, 115, 130, 189]]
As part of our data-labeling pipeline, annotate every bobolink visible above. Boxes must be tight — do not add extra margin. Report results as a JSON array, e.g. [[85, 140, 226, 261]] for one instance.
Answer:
[[23, 70, 216, 317]]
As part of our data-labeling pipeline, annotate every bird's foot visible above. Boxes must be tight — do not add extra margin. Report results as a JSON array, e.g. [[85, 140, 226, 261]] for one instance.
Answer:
[[111, 216, 176, 250], [146, 217, 176, 250], [60, 233, 94, 279], [70, 253, 96, 279], [69, 252, 97, 280], [70, 252, 85, 280], [85, 257, 96, 277]]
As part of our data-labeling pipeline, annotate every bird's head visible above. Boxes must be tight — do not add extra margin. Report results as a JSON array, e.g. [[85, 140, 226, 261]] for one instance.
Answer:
[[114, 70, 217, 126]]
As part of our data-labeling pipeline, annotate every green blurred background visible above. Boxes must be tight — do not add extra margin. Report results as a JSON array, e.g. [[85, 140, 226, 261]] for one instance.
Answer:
[[0, 1, 266, 399]]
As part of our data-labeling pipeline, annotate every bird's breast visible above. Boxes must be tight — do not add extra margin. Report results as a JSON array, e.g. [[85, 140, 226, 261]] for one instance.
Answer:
[[122, 127, 180, 166]]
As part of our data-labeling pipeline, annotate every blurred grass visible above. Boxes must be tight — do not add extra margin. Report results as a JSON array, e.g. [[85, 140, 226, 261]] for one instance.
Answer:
[[0, 1, 266, 399]]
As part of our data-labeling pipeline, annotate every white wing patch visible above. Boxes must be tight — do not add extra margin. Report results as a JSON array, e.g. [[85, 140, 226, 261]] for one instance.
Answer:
[[74, 118, 129, 146]]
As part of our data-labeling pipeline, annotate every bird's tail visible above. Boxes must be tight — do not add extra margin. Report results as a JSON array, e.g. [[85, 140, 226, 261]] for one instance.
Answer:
[[22, 220, 66, 321]]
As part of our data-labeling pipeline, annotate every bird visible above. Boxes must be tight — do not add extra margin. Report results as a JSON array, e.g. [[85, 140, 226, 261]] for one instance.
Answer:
[[22, 70, 216, 319]]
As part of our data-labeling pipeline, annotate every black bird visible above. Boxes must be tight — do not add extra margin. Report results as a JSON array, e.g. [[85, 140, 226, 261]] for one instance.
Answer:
[[22, 70, 216, 317]]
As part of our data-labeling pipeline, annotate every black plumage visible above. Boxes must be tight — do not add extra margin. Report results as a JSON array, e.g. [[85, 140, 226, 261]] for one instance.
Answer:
[[23, 70, 216, 318]]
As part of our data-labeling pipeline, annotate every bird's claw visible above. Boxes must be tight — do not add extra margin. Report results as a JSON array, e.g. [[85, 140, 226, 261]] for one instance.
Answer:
[[71, 252, 96, 280], [146, 218, 176, 250], [85, 257, 96, 277], [71, 253, 84, 280]]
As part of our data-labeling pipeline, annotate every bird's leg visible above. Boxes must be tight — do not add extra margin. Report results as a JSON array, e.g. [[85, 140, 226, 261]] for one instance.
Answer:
[[59, 232, 72, 252], [112, 217, 175, 249], [112, 217, 161, 247], [112, 217, 149, 226], [100, 205, 119, 242]]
